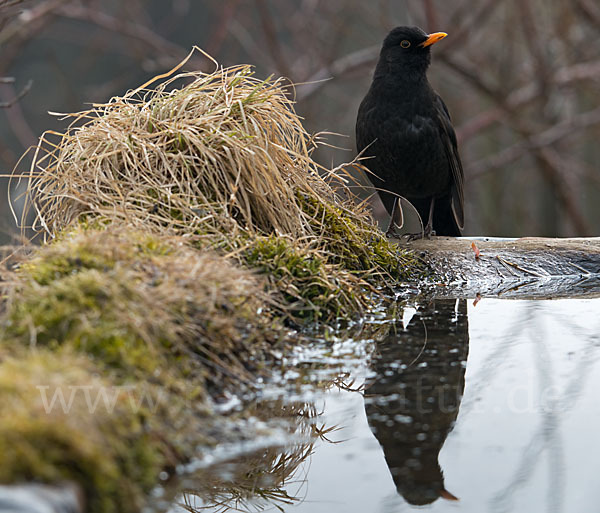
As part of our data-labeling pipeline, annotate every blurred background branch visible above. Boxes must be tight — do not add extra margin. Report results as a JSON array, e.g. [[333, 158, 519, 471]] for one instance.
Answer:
[[1, 0, 599, 242], [0, 77, 32, 108]]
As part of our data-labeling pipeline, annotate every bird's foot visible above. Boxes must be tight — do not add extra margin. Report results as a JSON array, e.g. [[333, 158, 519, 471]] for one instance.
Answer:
[[423, 221, 435, 239], [400, 231, 425, 242], [385, 225, 403, 239], [400, 226, 435, 242]]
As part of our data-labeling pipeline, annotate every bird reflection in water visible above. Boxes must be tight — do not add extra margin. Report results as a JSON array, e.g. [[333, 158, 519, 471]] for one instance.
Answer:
[[364, 299, 469, 506]]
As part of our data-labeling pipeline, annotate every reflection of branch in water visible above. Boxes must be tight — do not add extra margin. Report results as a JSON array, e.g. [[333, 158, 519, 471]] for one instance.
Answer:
[[330, 372, 365, 393], [552, 306, 600, 343], [530, 306, 565, 513], [490, 303, 598, 513], [177, 400, 325, 513], [311, 422, 343, 444], [459, 307, 529, 418], [181, 444, 312, 513], [178, 331, 374, 513]]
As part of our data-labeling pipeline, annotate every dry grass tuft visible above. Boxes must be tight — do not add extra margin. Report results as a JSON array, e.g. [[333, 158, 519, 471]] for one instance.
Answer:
[[23, 58, 332, 241], [17, 50, 423, 320]]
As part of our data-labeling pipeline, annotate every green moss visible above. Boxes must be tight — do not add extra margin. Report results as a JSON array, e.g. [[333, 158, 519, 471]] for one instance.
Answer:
[[243, 235, 360, 320], [0, 226, 285, 511], [5, 230, 180, 376], [0, 353, 166, 513], [23, 227, 174, 286], [296, 191, 427, 281], [0, 413, 162, 512], [229, 192, 428, 322], [245, 236, 323, 279], [3, 227, 277, 388], [5, 269, 163, 374]]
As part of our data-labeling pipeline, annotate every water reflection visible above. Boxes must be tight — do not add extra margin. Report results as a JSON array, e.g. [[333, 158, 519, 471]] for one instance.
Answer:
[[364, 299, 468, 506], [173, 400, 317, 513], [179, 442, 311, 512], [168, 297, 600, 513]]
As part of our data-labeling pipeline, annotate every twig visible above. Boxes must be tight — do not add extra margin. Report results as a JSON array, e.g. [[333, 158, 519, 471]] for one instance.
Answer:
[[0, 81, 37, 148], [517, 0, 552, 101], [496, 256, 520, 277], [469, 106, 600, 178], [296, 45, 379, 101], [575, 0, 600, 26], [536, 147, 591, 235], [443, 0, 502, 51], [496, 256, 546, 278], [206, 0, 242, 56], [0, 0, 71, 47], [422, 0, 439, 32], [440, 52, 592, 235], [0, 79, 32, 108], [55, 4, 186, 57], [569, 262, 592, 276], [254, 0, 292, 79], [456, 59, 600, 142]]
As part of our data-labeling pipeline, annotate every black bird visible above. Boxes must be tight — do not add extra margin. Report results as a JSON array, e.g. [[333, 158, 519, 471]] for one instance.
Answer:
[[356, 26, 464, 238]]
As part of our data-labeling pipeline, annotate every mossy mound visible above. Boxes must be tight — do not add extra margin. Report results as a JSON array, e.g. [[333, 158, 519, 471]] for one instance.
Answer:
[[0, 225, 293, 511], [242, 234, 364, 320], [4, 226, 279, 389], [0, 352, 165, 512], [2, 50, 430, 512], [23, 51, 425, 319]]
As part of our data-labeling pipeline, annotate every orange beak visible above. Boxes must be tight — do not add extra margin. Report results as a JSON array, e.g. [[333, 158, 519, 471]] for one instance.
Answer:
[[439, 488, 460, 501], [420, 32, 448, 47]]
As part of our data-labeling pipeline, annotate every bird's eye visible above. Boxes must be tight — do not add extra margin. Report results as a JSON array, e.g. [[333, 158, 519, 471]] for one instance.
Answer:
[[400, 40, 411, 48]]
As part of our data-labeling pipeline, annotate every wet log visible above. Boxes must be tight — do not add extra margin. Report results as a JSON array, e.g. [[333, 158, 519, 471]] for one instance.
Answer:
[[398, 236, 600, 299]]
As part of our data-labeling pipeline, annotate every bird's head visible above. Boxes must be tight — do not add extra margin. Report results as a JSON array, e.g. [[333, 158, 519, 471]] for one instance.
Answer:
[[378, 26, 447, 76]]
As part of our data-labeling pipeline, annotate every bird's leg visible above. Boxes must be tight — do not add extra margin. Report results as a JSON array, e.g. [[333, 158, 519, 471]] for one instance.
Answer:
[[385, 197, 404, 238], [424, 197, 436, 238], [403, 197, 436, 241]]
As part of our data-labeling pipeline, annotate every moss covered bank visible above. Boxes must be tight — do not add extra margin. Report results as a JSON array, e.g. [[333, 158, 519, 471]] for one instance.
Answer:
[[1, 51, 427, 512]]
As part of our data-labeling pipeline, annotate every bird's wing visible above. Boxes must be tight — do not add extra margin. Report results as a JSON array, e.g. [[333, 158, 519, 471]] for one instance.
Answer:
[[434, 94, 465, 231], [356, 99, 376, 155], [355, 100, 385, 185]]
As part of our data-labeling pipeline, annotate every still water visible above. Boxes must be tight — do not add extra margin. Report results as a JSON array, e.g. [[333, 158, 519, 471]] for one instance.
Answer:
[[169, 296, 600, 513]]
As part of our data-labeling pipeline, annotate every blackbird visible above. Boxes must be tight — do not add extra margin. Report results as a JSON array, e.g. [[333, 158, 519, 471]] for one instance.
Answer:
[[356, 26, 464, 238]]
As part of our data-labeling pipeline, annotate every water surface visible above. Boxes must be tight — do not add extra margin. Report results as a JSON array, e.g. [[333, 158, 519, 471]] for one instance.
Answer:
[[170, 296, 600, 513]]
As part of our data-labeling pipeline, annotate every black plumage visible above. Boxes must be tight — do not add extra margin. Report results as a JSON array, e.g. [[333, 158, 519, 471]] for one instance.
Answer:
[[356, 26, 465, 238]]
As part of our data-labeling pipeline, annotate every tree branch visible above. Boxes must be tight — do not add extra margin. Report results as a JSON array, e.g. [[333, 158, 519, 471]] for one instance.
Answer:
[[469, 106, 600, 178], [296, 45, 379, 101], [254, 0, 292, 78], [455, 59, 600, 142], [0, 78, 32, 108]]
